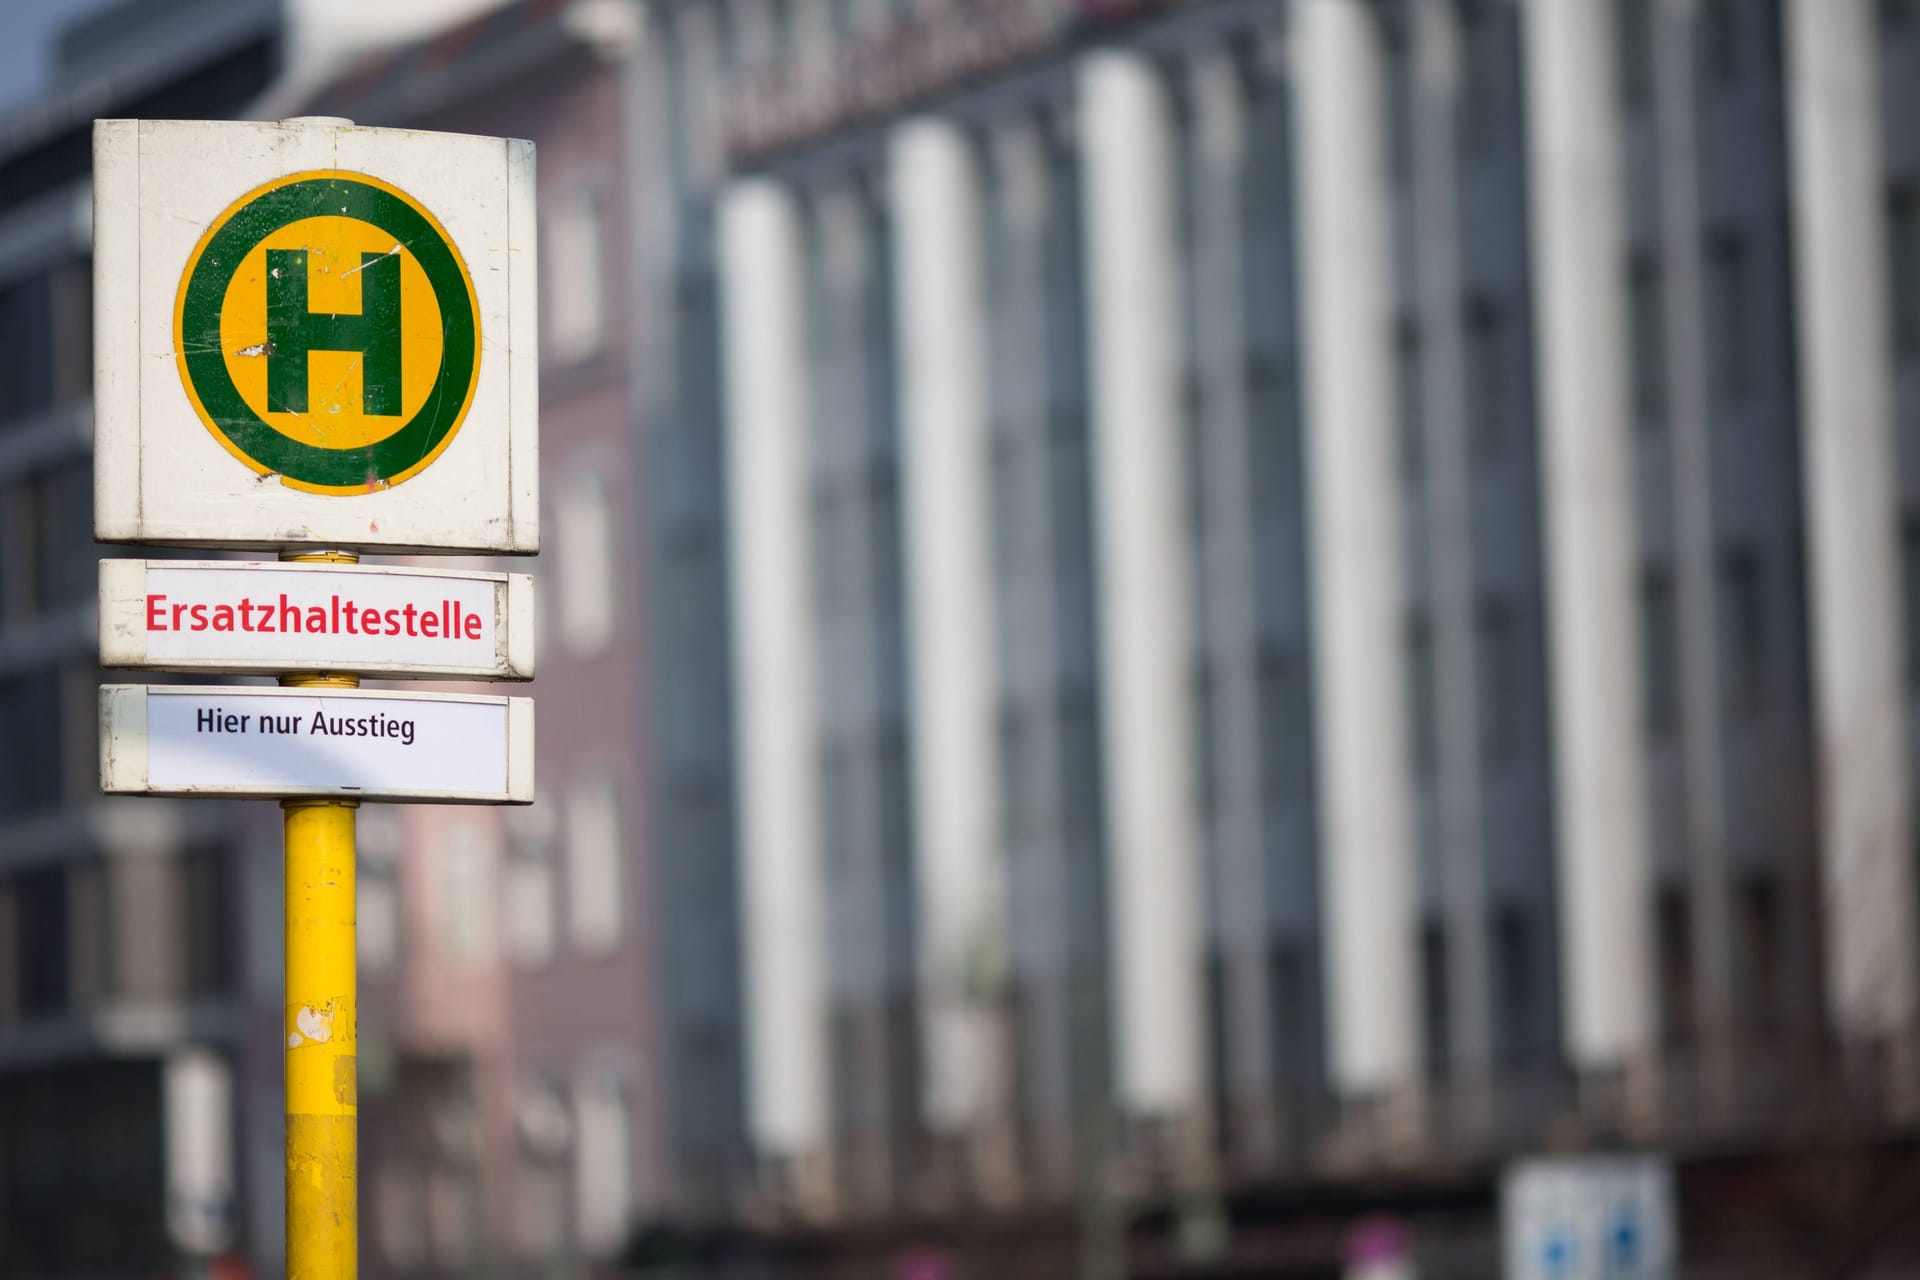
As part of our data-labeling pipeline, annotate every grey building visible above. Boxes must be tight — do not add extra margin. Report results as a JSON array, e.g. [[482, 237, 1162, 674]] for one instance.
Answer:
[[629, 0, 1920, 1272], [0, 2, 286, 1272]]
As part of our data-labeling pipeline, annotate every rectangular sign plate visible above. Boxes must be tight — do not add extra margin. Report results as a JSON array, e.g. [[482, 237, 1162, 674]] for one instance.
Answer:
[[100, 685, 535, 803], [100, 560, 535, 680], [92, 117, 538, 553]]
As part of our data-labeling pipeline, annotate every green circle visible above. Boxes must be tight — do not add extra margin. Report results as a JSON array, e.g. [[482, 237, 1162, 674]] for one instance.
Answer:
[[179, 177, 478, 490]]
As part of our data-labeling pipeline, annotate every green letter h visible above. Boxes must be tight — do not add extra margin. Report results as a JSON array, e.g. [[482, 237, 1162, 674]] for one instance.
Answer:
[[266, 249, 402, 416]]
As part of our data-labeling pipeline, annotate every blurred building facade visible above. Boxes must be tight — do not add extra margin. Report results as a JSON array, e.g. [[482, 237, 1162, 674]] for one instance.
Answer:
[[0, 1, 288, 1272], [632, 0, 1920, 1272]]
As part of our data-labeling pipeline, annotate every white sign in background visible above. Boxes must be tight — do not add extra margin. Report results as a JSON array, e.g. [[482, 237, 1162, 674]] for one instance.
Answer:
[[99, 560, 535, 679], [1502, 1156, 1675, 1280], [101, 686, 535, 803]]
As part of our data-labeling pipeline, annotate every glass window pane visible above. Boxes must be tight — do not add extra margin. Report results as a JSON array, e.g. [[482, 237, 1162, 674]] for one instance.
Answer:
[[1629, 253, 1668, 430], [1465, 297, 1505, 458], [1717, 547, 1766, 715], [1641, 565, 1678, 737], [1476, 598, 1516, 767], [1705, 229, 1752, 414]]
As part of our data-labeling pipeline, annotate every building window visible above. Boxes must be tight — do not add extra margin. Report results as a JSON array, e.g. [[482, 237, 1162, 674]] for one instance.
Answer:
[[1383, 13, 1415, 188], [53, 259, 90, 405], [428, 1169, 483, 1272], [183, 846, 232, 999], [874, 729, 912, 887], [504, 801, 558, 968], [514, 1161, 567, 1263], [989, 435, 1024, 583], [1420, 919, 1450, 1080], [1492, 907, 1534, 1065], [1246, 352, 1291, 524], [1407, 616, 1438, 779], [1184, 386, 1209, 543], [1456, 0, 1503, 161], [0, 882, 16, 1024], [866, 463, 904, 614], [359, 811, 403, 976], [567, 776, 624, 955], [0, 272, 53, 424], [1204, 945, 1233, 1149], [1258, 643, 1306, 807], [1705, 228, 1752, 414], [1736, 874, 1783, 1034], [1640, 565, 1679, 738], [1617, 0, 1655, 113], [573, 1073, 634, 1256], [1465, 295, 1506, 458], [1717, 546, 1766, 716], [438, 819, 500, 970], [66, 862, 109, 1010], [1889, 187, 1920, 360], [0, 675, 61, 820], [544, 179, 606, 366], [1057, 693, 1101, 848], [1657, 889, 1695, 1046], [1266, 938, 1314, 1094], [377, 1167, 428, 1270], [997, 709, 1031, 850], [812, 479, 847, 618], [1476, 598, 1519, 768], [1048, 421, 1093, 575], [1698, 0, 1741, 85], [1628, 252, 1668, 430], [556, 462, 618, 658], [9, 462, 97, 618], [16, 866, 67, 1017], [1395, 315, 1424, 483], [1192, 661, 1218, 830]]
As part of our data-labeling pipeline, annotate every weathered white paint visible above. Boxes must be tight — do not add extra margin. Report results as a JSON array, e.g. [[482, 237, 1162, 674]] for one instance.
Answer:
[[98, 560, 534, 679], [1783, 0, 1917, 1039], [1293, 0, 1419, 1095], [1522, 0, 1654, 1068], [92, 117, 539, 553], [1081, 51, 1204, 1116], [718, 180, 829, 1157], [99, 685, 536, 803], [295, 1005, 334, 1044], [890, 118, 1004, 1133]]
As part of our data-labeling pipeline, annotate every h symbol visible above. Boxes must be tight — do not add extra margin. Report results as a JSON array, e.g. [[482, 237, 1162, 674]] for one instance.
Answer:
[[266, 249, 402, 416]]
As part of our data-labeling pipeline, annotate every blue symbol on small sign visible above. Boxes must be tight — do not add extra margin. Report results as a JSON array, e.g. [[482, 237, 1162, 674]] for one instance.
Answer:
[[1540, 1225, 1576, 1279], [1609, 1206, 1643, 1272]]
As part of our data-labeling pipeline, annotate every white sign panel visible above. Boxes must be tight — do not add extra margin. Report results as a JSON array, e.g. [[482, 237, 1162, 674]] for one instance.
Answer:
[[92, 117, 538, 553], [101, 685, 535, 803], [1502, 1156, 1676, 1280], [100, 560, 535, 679]]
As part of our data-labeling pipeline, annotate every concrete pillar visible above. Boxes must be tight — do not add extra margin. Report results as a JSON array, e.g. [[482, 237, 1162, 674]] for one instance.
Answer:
[[1080, 50, 1205, 1118], [1293, 0, 1420, 1100], [890, 118, 1005, 1135], [1782, 0, 1917, 1046], [1521, 0, 1656, 1074], [717, 181, 830, 1162]]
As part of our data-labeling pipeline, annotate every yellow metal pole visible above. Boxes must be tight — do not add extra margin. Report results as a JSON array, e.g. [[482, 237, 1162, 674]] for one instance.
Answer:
[[281, 550, 360, 1277]]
